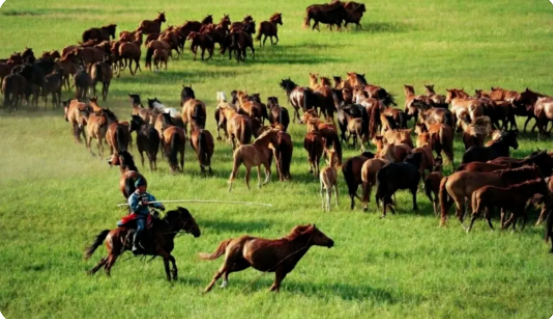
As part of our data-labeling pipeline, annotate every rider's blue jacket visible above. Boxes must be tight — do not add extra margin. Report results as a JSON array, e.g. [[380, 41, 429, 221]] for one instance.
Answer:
[[128, 192, 162, 217]]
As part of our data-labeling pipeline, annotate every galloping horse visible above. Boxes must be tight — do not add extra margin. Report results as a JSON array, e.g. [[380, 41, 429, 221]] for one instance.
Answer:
[[256, 13, 283, 47], [200, 224, 333, 293], [138, 12, 166, 34], [85, 207, 200, 281], [181, 85, 207, 134]]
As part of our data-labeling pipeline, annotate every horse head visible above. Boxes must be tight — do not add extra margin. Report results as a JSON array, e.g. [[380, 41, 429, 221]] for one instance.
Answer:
[[404, 152, 423, 168], [403, 84, 415, 97], [174, 207, 201, 238], [181, 85, 195, 100], [298, 224, 334, 248]]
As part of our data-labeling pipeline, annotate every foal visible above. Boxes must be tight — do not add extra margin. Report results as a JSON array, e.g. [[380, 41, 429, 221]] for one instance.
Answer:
[[320, 143, 340, 211]]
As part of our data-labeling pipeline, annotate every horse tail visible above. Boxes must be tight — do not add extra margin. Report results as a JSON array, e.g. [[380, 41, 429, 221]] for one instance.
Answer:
[[439, 176, 451, 225], [169, 131, 180, 169], [199, 239, 232, 260], [375, 169, 385, 207], [381, 89, 396, 107], [256, 24, 263, 41], [3, 83, 10, 108], [84, 229, 110, 260], [124, 176, 135, 198], [198, 129, 208, 166], [343, 159, 360, 202], [241, 120, 252, 144], [145, 47, 154, 69], [303, 9, 312, 28], [368, 104, 380, 139], [332, 133, 343, 165], [193, 103, 204, 128], [229, 150, 243, 180]]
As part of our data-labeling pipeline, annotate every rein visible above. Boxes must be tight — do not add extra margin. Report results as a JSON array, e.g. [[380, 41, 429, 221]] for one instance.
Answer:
[[241, 231, 315, 292]]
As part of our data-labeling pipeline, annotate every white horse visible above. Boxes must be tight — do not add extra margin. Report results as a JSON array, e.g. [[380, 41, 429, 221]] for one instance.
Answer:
[[216, 91, 227, 104], [148, 98, 180, 119]]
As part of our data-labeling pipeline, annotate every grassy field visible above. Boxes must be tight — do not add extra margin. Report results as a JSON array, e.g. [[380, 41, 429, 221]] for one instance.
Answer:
[[1, 0, 553, 318]]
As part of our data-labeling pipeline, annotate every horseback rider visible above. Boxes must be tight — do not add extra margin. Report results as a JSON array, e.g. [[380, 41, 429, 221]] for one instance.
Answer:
[[119, 178, 165, 254]]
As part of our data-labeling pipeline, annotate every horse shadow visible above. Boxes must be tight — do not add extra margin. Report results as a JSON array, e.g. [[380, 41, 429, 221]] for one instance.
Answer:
[[358, 22, 411, 33], [201, 219, 274, 234]]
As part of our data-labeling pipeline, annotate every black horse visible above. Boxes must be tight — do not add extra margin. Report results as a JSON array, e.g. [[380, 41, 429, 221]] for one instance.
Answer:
[[375, 152, 423, 217], [130, 115, 160, 171]]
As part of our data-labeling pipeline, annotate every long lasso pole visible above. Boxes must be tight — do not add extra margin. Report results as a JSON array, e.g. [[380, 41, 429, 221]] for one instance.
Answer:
[[117, 200, 273, 208]]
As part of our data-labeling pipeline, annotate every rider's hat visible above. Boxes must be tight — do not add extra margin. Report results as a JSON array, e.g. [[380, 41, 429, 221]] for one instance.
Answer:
[[134, 178, 147, 188]]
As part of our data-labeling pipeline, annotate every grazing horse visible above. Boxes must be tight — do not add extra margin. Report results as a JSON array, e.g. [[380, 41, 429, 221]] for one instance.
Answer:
[[85, 207, 200, 281], [189, 125, 215, 177], [470, 179, 550, 232], [461, 130, 518, 164], [304, 2, 346, 31], [217, 103, 253, 150], [320, 146, 340, 211], [360, 158, 390, 212], [90, 59, 113, 101], [375, 152, 423, 217], [106, 151, 145, 198], [424, 158, 444, 216], [342, 151, 375, 210], [200, 224, 333, 293], [439, 166, 542, 226], [63, 99, 88, 143], [138, 12, 166, 34], [256, 13, 283, 47], [181, 86, 206, 133], [279, 78, 317, 123], [228, 129, 280, 191], [82, 24, 117, 42], [129, 115, 160, 171]]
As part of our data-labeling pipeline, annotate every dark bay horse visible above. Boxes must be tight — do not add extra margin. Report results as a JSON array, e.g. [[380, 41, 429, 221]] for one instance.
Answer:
[[200, 224, 333, 293], [85, 207, 200, 281], [129, 115, 160, 171], [190, 125, 215, 177], [461, 130, 518, 164], [304, 2, 346, 31], [256, 13, 282, 47], [342, 151, 376, 210], [82, 24, 117, 43], [279, 78, 317, 123], [138, 12, 166, 34]]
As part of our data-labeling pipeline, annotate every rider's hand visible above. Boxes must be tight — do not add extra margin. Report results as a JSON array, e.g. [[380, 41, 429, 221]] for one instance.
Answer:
[[160, 205, 166, 211]]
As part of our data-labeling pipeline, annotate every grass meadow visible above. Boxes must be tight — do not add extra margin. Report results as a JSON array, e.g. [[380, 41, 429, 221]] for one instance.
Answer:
[[1, 0, 553, 318]]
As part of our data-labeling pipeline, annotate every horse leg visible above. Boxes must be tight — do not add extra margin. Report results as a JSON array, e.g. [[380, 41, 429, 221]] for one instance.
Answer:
[[485, 207, 494, 230], [262, 35, 268, 48], [320, 180, 326, 211], [269, 269, 288, 292], [256, 165, 263, 188], [221, 259, 250, 288], [201, 47, 205, 61], [411, 187, 418, 210], [536, 206, 548, 226], [88, 257, 108, 275], [87, 136, 95, 156], [104, 253, 119, 277], [326, 186, 332, 211], [263, 162, 271, 185], [523, 116, 533, 133], [204, 250, 241, 293], [245, 166, 252, 190], [98, 137, 104, 159]]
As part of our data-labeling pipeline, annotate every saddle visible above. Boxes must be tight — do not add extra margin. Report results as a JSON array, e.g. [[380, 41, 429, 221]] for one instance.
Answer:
[[120, 211, 161, 254]]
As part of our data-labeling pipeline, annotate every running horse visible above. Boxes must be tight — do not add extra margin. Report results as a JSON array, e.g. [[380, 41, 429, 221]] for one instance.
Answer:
[[256, 13, 283, 47], [200, 224, 333, 293], [85, 207, 201, 281]]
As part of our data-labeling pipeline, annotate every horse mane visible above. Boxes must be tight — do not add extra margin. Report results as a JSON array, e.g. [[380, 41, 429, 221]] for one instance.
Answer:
[[270, 13, 281, 20], [503, 178, 546, 192], [284, 225, 313, 240], [253, 128, 277, 144], [119, 151, 138, 172], [498, 165, 540, 180]]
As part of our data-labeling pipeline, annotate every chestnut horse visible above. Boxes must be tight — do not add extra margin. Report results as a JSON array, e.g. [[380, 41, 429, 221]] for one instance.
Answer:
[[415, 123, 454, 168], [138, 12, 166, 34], [361, 158, 390, 212], [189, 125, 215, 177], [228, 128, 280, 191], [129, 115, 160, 171], [106, 151, 145, 198], [161, 123, 186, 173], [470, 179, 550, 232], [82, 98, 118, 158], [272, 129, 293, 181], [439, 166, 542, 226], [217, 103, 253, 150], [256, 13, 282, 47], [200, 224, 333, 293], [85, 207, 200, 281], [63, 99, 88, 143], [424, 158, 443, 216], [187, 31, 214, 61], [304, 128, 324, 177], [320, 146, 340, 211], [181, 86, 207, 134], [461, 130, 518, 164]]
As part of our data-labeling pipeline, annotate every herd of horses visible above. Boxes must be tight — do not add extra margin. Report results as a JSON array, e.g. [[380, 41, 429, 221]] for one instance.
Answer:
[[0, 12, 287, 112]]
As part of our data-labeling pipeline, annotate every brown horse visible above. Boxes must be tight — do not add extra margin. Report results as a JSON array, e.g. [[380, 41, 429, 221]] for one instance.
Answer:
[[532, 97, 553, 136], [161, 124, 186, 173], [217, 103, 253, 150], [424, 84, 447, 106], [320, 146, 340, 211], [153, 49, 170, 70], [118, 37, 142, 75], [361, 158, 390, 211], [85, 207, 200, 281], [413, 133, 435, 181], [73, 65, 91, 100], [304, 2, 346, 31], [342, 1, 365, 29], [41, 68, 63, 109], [304, 115, 343, 164], [129, 115, 160, 171], [181, 86, 207, 134], [228, 129, 280, 191], [106, 151, 145, 198], [446, 89, 485, 131], [470, 179, 550, 232], [439, 166, 542, 226], [341, 151, 376, 210], [90, 59, 112, 101], [82, 98, 118, 157], [138, 12, 166, 34], [2, 73, 26, 112], [256, 13, 282, 47], [229, 30, 255, 62], [63, 99, 88, 143], [236, 90, 263, 120], [403, 85, 433, 115], [415, 123, 454, 167], [200, 224, 333, 293], [304, 129, 324, 177], [424, 158, 443, 215], [187, 32, 214, 61], [189, 125, 215, 177], [145, 40, 170, 70], [106, 121, 131, 155], [82, 24, 117, 43], [272, 129, 293, 181], [461, 116, 491, 150], [409, 99, 453, 128], [373, 135, 410, 162]]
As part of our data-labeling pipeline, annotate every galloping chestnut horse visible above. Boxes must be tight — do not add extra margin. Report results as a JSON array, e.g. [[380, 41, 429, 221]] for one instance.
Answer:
[[200, 224, 333, 293], [228, 128, 280, 191], [138, 12, 166, 34], [82, 24, 117, 43], [106, 151, 145, 198], [161, 121, 186, 174], [63, 99, 88, 143], [85, 207, 200, 281], [81, 98, 118, 158], [256, 13, 283, 47]]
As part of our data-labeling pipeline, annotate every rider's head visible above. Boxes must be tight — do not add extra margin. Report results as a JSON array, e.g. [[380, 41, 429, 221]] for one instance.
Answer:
[[135, 178, 147, 193]]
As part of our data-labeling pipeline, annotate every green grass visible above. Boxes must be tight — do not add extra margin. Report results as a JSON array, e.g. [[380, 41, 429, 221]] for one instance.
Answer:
[[1, 0, 553, 318]]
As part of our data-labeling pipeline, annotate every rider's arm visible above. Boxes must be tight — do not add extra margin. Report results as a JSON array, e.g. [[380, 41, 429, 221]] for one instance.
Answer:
[[148, 194, 163, 209], [128, 194, 141, 212]]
